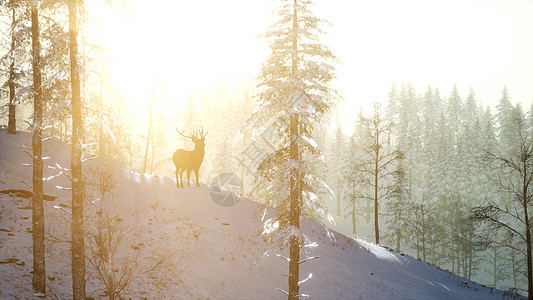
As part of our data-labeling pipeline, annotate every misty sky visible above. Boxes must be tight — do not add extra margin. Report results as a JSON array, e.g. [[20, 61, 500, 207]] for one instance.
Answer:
[[101, 0, 533, 131], [313, 0, 533, 130]]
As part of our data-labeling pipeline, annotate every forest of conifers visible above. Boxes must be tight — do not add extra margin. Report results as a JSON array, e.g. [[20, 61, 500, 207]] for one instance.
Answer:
[[327, 83, 531, 294]]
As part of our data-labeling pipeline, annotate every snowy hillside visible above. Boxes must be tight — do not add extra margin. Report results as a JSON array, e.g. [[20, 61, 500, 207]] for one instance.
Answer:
[[0, 130, 521, 299]]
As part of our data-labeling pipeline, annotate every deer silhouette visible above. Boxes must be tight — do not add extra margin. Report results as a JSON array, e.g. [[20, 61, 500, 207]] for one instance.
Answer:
[[173, 127, 207, 188]]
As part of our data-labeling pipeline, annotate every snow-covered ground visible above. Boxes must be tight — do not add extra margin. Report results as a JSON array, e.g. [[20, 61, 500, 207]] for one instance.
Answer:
[[0, 130, 522, 299]]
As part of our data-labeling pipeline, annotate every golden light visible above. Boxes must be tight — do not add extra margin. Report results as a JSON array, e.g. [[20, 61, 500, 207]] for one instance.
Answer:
[[86, 0, 533, 135], [88, 0, 274, 119]]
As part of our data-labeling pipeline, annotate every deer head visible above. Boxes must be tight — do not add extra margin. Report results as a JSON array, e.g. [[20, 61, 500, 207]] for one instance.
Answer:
[[176, 127, 208, 149]]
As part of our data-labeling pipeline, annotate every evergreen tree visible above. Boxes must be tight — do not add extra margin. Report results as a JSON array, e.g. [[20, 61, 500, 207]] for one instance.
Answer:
[[463, 88, 478, 126], [528, 103, 533, 136], [353, 108, 373, 225], [343, 133, 360, 236], [377, 82, 530, 291], [1, 1, 31, 135], [249, 0, 337, 298], [212, 136, 237, 176], [481, 106, 497, 153], [496, 87, 517, 156], [40, 1, 71, 141], [383, 153, 409, 252], [4, 1, 20, 134], [385, 82, 399, 144], [329, 126, 346, 216], [179, 95, 202, 149], [396, 82, 423, 226], [419, 86, 438, 219], [447, 83, 462, 142]]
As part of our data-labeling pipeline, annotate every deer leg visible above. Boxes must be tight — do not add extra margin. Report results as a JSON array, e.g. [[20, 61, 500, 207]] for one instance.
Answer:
[[179, 170, 185, 188], [175, 169, 180, 188], [186, 170, 191, 186], [195, 169, 200, 187]]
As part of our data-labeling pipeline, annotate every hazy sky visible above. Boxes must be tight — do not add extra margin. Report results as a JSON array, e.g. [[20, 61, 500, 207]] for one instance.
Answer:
[[320, 0, 533, 128], [100, 0, 533, 132]]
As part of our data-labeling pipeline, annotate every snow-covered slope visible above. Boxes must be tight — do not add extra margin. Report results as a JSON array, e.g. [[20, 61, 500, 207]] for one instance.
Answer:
[[0, 130, 521, 299]]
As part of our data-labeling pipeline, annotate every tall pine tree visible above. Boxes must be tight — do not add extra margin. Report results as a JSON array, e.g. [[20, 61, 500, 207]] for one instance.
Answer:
[[250, 0, 337, 298], [329, 127, 346, 216]]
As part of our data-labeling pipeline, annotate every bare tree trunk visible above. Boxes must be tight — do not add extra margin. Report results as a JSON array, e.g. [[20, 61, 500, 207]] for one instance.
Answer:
[[456, 246, 460, 276], [288, 114, 300, 300], [414, 207, 418, 259], [351, 207, 356, 236], [451, 244, 455, 273], [374, 155, 379, 244], [396, 210, 401, 252], [522, 167, 532, 299], [526, 219, 532, 300], [468, 243, 472, 280], [31, 2, 46, 296], [366, 197, 371, 224], [493, 245, 497, 289], [150, 136, 155, 174], [68, 0, 86, 298], [415, 226, 420, 260], [142, 84, 154, 174], [8, 6, 16, 135], [431, 237, 437, 265], [510, 252, 518, 290], [336, 111, 341, 218], [463, 247, 467, 278], [421, 205, 426, 262]]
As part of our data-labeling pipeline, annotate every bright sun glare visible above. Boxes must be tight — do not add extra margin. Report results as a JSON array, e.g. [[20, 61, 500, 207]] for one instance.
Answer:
[[90, 0, 533, 133], [90, 0, 273, 116]]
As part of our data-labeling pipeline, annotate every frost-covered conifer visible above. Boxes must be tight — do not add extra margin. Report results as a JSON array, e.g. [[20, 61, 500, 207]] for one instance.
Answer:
[[248, 0, 337, 298], [383, 155, 409, 253], [343, 133, 360, 236], [179, 95, 203, 148], [328, 127, 346, 217], [0, 1, 31, 134], [212, 136, 237, 176], [496, 87, 517, 156]]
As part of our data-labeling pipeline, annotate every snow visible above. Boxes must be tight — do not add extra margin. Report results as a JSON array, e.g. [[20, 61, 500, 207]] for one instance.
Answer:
[[0, 130, 522, 299]]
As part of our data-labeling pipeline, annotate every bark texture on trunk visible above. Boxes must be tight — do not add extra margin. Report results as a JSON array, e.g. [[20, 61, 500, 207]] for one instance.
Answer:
[[31, 2, 46, 296], [288, 115, 301, 300], [288, 2, 300, 299], [8, 7, 16, 134], [68, 0, 86, 298], [374, 131, 380, 245], [523, 164, 532, 300]]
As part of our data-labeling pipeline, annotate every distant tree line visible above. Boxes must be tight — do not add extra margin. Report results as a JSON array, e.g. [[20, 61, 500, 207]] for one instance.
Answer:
[[327, 82, 532, 296]]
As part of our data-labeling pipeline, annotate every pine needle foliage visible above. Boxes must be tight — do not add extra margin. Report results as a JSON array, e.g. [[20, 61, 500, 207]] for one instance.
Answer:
[[250, 0, 337, 236]]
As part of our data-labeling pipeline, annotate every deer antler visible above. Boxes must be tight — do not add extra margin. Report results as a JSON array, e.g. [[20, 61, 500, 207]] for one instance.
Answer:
[[197, 126, 208, 138], [175, 127, 195, 139]]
